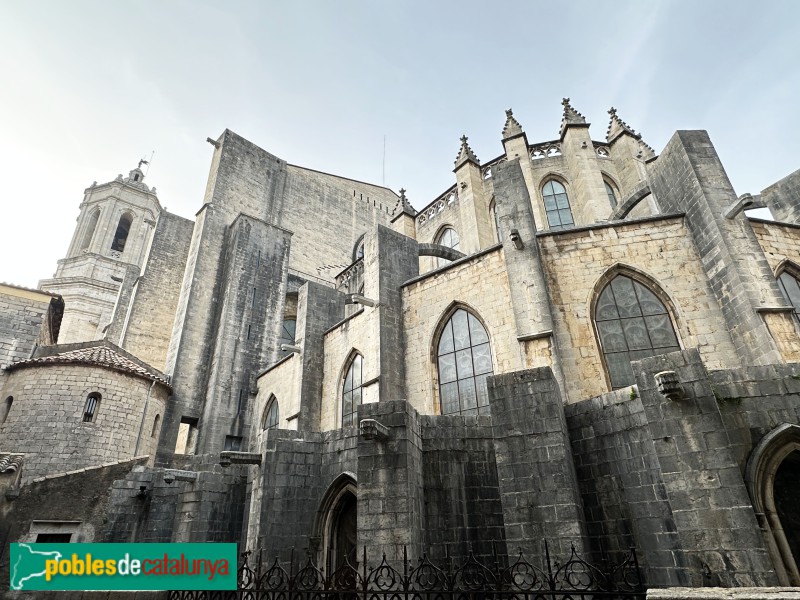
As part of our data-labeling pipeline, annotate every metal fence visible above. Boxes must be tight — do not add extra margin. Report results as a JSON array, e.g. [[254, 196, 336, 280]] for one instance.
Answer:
[[169, 542, 645, 600]]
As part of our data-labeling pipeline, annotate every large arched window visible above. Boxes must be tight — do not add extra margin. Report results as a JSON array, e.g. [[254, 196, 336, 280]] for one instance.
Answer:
[[777, 269, 800, 321], [435, 227, 460, 268], [542, 180, 574, 230], [436, 308, 493, 416], [342, 354, 363, 427], [80, 208, 100, 251], [262, 395, 279, 431], [595, 275, 680, 389], [111, 212, 133, 253]]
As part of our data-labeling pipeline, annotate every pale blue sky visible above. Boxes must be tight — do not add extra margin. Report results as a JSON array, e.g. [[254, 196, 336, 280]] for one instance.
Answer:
[[1, 1, 798, 287]]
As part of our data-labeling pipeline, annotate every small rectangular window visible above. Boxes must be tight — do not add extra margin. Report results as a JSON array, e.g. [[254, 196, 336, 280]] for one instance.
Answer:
[[224, 435, 242, 451], [174, 417, 199, 454], [36, 533, 73, 543]]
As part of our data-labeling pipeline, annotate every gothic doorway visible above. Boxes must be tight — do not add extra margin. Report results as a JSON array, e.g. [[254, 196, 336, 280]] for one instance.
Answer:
[[312, 472, 358, 576], [746, 423, 800, 585], [774, 449, 800, 569], [328, 490, 357, 573]]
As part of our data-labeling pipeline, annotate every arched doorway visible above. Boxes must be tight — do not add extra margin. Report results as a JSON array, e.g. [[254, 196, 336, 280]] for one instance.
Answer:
[[775, 449, 800, 568], [746, 423, 800, 585], [328, 490, 357, 573], [312, 473, 358, 575]]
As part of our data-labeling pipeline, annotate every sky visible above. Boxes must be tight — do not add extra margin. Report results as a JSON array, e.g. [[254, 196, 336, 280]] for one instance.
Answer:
[[1, 1, 798, 288]]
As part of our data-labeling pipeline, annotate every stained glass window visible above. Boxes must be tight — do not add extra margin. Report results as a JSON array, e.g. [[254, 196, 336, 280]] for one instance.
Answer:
[[542, 180, 574, 230], [342, 354, 363, 427], [595, 275, 680, 389], [437, 309, 493, 416], [263, 396, 279, 430]]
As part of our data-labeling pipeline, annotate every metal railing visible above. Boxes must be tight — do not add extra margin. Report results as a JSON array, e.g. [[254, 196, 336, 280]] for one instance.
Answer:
[[169, 542, 645, 600]]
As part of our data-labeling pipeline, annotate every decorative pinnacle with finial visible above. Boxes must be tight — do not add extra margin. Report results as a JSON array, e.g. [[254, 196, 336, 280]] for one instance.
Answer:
[[460, 135, 468, 144], [609, 107, 617, 117], [399, 188, 406, 199], [505, 109, 513, 118], [562, 98, 570, 106]]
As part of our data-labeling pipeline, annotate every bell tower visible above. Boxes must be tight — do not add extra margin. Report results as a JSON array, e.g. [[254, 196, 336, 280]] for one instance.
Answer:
[[39, 162, 162, 343]]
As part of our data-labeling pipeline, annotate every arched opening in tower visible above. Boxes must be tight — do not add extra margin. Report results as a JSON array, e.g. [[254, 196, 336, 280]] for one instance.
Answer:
[[111, 213, 133, 253]]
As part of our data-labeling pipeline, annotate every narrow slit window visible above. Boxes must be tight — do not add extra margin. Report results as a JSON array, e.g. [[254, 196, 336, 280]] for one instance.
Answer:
[[83, 393, 101, 423], [262, 396, 279, 431], [342, 354, 363, 427]]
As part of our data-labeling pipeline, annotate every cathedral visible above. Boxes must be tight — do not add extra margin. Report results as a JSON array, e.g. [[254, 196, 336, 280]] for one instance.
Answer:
[[2, 98, 800, 595]]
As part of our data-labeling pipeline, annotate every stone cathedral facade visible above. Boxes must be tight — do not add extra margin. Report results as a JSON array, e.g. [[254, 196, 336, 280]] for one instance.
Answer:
[[2, 99, 800, 592]]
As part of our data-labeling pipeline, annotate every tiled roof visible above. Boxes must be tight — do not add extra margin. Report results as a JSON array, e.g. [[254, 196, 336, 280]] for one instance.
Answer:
[[0, 282, 61, 298], [6, 346, 171, 388], [0, 453, 24, 474]]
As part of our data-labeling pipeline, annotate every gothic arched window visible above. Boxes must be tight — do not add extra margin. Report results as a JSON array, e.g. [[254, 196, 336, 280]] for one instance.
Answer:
[[604, 181, 618, 208], [595, 275, 680, 389], [151, 414, 161, 437], [436, 308, 493, 416], [111, 212, 133, 253], [435, 227, 460, 267], [262, 396, 279, 431], [342, 354, 363, 427], [542, 180, 574, 230], [777, 270, 800, 321], [354, 237, 365, 261]]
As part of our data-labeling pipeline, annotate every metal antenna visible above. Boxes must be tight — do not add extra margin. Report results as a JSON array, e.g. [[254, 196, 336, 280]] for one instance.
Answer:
[[138, 151, 155, 176]]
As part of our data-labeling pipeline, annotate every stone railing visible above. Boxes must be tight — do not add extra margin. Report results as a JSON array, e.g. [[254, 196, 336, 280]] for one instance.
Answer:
[[416, 186, 458, 227], [530, 141, 562, 160], [594, 143, 611, 158], [335, 258, 364, 294]]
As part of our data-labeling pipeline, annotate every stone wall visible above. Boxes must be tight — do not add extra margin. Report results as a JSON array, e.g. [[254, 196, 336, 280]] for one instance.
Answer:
[[0, 285, 59, 370], [539, 215, 739, 402], [402, 247, 521, 415], [0, 364, 168, 481], [420, 413, 505, 563], [761, 168, 800, 225], [0, 456, 150, 596], [119, 211, 194, 371], [751, 220, 800, 275]]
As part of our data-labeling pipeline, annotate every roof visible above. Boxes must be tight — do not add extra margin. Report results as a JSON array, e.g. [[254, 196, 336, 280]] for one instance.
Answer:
[[6, 345, 171, 389], [0, 453, 24, 474], [0, 282, 61, 299]]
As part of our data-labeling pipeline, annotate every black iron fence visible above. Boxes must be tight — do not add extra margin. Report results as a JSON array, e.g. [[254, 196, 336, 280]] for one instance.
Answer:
[[169, 542, 645, 600]]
